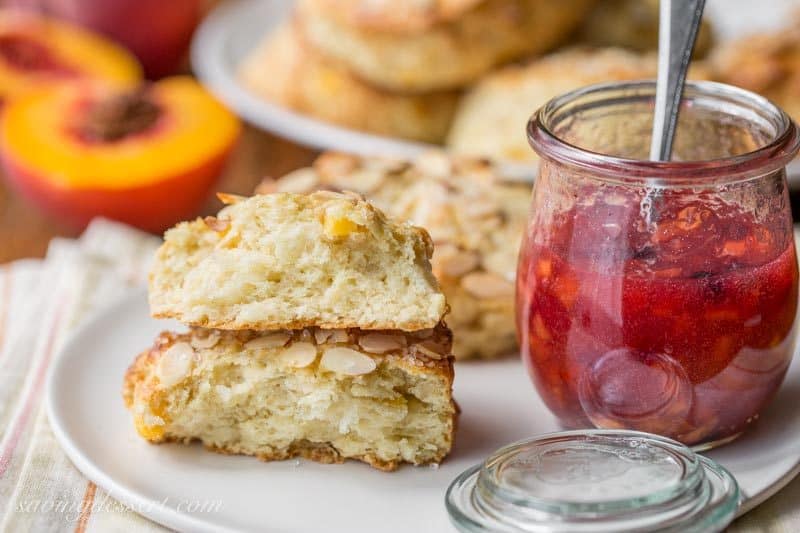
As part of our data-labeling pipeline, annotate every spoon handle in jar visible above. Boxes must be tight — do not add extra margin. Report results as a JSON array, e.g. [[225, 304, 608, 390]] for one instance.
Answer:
[[649, 0, 706, 161]]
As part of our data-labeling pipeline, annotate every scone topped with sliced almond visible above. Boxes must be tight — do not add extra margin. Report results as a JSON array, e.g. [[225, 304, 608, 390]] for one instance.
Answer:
[[123, 324, 455, 471], [149, 191, 447, 331], [258, 152, 531, 360], [126, 190, 456, 471]]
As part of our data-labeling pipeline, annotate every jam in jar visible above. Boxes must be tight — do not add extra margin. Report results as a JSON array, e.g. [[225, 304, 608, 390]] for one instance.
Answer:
[[518, 81, 800, 448]]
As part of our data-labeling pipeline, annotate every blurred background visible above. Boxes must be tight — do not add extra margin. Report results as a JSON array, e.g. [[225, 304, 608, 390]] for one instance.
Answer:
[[0, 0, 798, 263]]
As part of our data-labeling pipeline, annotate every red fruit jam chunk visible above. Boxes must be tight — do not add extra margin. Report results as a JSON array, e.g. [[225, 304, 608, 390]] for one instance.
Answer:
[[517, 191, 798, 445]]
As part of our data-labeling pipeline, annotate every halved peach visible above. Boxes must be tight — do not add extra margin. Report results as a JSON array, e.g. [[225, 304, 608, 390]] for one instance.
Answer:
[[0, 9, 141, 102], [0, 76, 241, 232]]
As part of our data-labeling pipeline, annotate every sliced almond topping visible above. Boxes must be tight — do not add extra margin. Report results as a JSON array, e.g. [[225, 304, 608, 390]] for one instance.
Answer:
[[191, 331, 220, 350], [328, 168, 385, 193], [359, 333, 406, 354], [478, 216, 503, 232], [244, 332, 290, 350], [464, 201, 501, 219], [461, 272, 515, 299], [456, 159, 496, 185], [320, 347, 376, 375], [482, 248, 517, 281], [365, 157, 407, 175], [415, 151, 452, 178], [314, 329, 333, 344], [217, 192, 246, 205], [314, 152, 359, 179], [279, 342, 318, 368], [158, 342, 194, 387], [413, 341, 446, 360], [328, 329, 349, 344], [275, 168, 320, 193], [436, 248, 480, 278]]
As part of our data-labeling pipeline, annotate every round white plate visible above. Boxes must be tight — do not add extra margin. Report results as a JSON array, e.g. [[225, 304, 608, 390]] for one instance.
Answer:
[[190, 0, 800, 184], [47, 289, 800, 532]]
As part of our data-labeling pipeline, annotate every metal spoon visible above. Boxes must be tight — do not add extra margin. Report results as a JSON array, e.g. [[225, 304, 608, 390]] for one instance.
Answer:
[[649, 0, 707, 161]]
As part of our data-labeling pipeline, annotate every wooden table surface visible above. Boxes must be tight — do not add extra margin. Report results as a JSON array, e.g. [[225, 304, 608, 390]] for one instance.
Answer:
[[0, 125, 318, 263]]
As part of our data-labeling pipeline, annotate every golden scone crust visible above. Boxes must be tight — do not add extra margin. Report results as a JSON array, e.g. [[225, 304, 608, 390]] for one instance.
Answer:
[[447, 47, 712, 162], [123, 326, 456, 471], [296, 0, 595, 92], [309, 0, 484, 32], [257, 152, 531, 360], [712, 23, 800, 123], [576, 0, 714, 57], [237, 23, 459, 143], [148, 191, 447, 331]]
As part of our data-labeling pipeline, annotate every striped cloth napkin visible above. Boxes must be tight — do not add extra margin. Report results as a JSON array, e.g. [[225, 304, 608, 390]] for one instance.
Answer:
[[0, 218, 797, 532], [0, 219, 163, 532]]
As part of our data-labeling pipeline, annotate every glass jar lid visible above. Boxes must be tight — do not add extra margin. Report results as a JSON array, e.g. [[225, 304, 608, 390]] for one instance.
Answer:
[[445, 430, 739, 533]]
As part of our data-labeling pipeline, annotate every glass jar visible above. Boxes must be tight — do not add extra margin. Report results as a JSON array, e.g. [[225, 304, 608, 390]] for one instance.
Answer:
[[446, 430, 740, 532], [517, 81, 800, 449]]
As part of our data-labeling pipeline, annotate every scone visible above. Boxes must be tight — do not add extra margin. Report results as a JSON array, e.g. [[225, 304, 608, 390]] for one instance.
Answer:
[[447, 47, 711, 163], [130, 190, 456, 470], [577, 0, 714, 57], [238, 24, 459, 143], [257, 152, 531, 360], [305, 0, 485, 32], [149, 192, 447, 331], [123, 325, 455, 471], [712, 22, 800, 123], [296, 0, 595, 92]]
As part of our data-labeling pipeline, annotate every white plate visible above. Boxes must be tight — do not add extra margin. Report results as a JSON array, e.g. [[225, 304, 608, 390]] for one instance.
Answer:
[[47, 289, 800, 532], [190, 0, 800, 184]]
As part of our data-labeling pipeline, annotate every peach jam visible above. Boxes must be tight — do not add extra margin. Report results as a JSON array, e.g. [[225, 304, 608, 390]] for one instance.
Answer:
[[518, 81, 800, 448]]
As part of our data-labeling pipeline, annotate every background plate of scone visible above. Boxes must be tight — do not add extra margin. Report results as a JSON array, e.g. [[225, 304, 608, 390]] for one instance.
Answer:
[[192, 0, 800, 181]]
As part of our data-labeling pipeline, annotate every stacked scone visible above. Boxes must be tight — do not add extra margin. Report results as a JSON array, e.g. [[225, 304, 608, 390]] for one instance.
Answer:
[[238, 24, 460, 144], [257, 152, 531, 360], [238, 0, 594, 143], [124, 191, 457, 470]]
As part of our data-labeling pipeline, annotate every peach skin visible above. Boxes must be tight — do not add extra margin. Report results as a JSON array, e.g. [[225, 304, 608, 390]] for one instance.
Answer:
[[0, 9, 141, 103]]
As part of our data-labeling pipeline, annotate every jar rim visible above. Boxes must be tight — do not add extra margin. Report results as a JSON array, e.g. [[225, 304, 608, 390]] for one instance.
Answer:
[[527, 80, 800, 185], [445, 429, 740, 533]]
